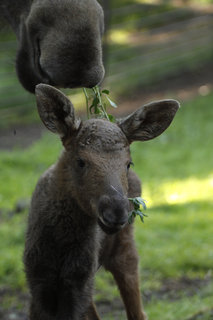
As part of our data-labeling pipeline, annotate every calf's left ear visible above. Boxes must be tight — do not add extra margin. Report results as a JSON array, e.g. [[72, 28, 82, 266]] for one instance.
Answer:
[[118, 99, 180, 143]]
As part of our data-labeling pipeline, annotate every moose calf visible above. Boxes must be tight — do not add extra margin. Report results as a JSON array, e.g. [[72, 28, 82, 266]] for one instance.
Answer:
[[24, 84, 179, 320]]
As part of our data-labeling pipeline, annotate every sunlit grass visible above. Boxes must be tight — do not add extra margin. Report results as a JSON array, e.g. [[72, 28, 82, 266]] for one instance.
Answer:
[[161, 175, 213, 204], [108, 29, 131, 45], [142, 175, 213, 207]]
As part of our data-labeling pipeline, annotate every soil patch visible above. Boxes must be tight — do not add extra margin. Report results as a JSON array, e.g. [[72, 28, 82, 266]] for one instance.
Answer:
[[143, 276, 212, 302], [0, 123, 44, 150]]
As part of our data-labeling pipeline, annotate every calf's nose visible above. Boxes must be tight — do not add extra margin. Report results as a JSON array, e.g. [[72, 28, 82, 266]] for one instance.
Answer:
[[98, 194, 129, 229]]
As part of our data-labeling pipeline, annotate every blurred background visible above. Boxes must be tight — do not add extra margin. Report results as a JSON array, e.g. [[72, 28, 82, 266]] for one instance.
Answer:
[[0, 0, 213, 319]]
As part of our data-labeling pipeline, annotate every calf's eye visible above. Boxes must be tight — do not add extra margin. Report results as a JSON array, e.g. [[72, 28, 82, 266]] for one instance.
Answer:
[[127, 161, 134, 170]]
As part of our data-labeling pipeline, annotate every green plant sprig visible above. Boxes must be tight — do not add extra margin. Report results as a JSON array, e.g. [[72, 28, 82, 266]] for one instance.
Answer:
[[128, 197, 147, 224], [83, 86, 117, 122]]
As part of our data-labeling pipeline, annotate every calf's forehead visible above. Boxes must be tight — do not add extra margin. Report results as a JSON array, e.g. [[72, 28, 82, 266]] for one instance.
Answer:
[[75, 119, 129, 152]]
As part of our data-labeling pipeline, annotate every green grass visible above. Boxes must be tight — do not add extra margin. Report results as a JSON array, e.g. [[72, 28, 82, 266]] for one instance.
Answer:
[[0, 134, 61, 209], [0, 214, 26, 289], [0, 92, 213, 319]]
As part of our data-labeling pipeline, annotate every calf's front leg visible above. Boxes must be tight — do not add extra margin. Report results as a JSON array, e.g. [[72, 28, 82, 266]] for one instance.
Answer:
[[104, 225, 147, 320], [104, 169, 147, 320], [84, 302, 100, 320]]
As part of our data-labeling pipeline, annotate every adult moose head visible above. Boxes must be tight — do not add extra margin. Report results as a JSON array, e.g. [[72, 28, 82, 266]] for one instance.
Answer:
[[0, 0, 105, 92], [24, 84, 179, 320]]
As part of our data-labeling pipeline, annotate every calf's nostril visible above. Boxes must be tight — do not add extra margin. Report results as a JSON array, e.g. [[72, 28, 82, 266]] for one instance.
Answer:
[[101, 209, 113, 226], [101, 208, 128, 227]]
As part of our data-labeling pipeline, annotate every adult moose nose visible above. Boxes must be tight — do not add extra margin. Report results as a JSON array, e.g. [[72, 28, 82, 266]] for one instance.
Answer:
[[54, 64, 105, 89], [83, 64, 105, 88], [97, 194, 129, 234]]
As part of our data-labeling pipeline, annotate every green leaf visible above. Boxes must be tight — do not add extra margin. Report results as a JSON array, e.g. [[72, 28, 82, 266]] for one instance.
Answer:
[[129, 197, 146, 210], [102, 89, 110, 95], [94, 105, 101, 115], [128, 215, 134, 224], [106, 96, 118, 108], [128, 197, 147, 225], [108, 114, 116, 123], [93, 97, 99, 106], [136, 197, 147, 210], [82, 86, 118, 121]]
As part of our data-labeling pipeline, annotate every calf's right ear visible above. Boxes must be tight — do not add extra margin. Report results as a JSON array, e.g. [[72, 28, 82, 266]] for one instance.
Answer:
[[118, 99, 180, 143], [35, 84, 81, 138]]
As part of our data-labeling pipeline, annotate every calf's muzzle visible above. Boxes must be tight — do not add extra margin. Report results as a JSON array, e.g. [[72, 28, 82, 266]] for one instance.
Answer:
[[97, 194, 129, 234]]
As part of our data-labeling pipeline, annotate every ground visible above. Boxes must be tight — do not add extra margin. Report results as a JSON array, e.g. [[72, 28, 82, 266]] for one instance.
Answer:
[[0, 277, 212, 319]]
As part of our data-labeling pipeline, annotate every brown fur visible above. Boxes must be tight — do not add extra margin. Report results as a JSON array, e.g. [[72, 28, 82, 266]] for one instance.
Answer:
[[0, 0, 104, 92], [24, 84, 179, 319]]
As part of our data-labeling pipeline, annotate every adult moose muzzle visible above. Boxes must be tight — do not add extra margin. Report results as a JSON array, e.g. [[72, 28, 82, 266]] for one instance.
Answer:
[[24, 84, 179, 320], [1, 0, 104, 92]]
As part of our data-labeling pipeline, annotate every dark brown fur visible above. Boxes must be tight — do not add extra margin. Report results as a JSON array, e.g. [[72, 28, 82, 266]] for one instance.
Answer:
[[24, 84, 179, 319], [0, 0, 104, 92]]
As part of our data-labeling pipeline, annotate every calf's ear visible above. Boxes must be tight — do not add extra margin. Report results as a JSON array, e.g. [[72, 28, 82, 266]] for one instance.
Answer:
[[118, 100, 180, 143], [35, 84, 81, 137]]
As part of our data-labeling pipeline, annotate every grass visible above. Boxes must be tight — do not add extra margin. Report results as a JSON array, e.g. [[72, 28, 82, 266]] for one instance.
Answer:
[[0, 91, 213, 319]]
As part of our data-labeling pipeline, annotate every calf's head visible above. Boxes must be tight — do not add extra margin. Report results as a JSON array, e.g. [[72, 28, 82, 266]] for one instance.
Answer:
[[35, 84, 179, 234], [16, 0, 104, 92]]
